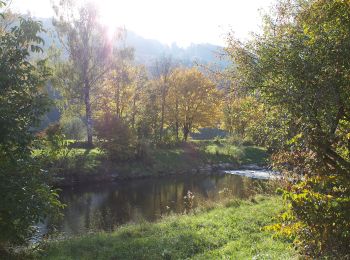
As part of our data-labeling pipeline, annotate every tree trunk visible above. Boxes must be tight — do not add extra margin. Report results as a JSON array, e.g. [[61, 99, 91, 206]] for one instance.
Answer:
[[159, 91, 165, 142], [116, 80, 121, 118], [175, 98, 179, 141], [131, 94, 137, 129], [175, 121, 179, 141], [84, 83, 93, 147], [183, 125, 189, 142]]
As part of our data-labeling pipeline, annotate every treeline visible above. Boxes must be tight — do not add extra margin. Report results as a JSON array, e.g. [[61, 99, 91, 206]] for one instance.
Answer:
[[48, 1, 224, 157]]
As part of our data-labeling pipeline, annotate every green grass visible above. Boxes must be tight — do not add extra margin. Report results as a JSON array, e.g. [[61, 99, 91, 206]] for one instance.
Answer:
[[149, 140, 268, 171], [66, 148, 104, 173], [195, 140, 268, 165], [33, 147, 105, 175], [37, 196, 295, 259]]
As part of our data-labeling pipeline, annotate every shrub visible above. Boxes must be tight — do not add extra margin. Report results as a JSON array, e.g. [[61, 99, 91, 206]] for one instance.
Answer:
[[60, 116, 85, 140], [0, 156, 63, 248], [36, 123, 72, 174], [94, 114, 136, 161], [268, 150, 350, 258]]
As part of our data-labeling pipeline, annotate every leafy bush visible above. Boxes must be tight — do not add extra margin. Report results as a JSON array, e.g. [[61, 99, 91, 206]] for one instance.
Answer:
[[60, 116, 85, 140], [94, 115, 136, 161], [37, 123, 72, 173], [268, 150, 350, 258], [0, 155, 63, 247]]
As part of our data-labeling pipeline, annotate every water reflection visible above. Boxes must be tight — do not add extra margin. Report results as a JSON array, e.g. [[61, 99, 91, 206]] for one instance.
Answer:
[[48, 174, 258, 236]]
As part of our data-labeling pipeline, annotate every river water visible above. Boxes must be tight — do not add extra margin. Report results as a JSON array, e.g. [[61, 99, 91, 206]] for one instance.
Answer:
[[39, 173, 267, 238]]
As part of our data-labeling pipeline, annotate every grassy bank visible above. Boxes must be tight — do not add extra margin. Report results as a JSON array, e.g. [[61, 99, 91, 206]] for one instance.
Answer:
[[45, 140, 268, 183], [37, 196, 295, 259]]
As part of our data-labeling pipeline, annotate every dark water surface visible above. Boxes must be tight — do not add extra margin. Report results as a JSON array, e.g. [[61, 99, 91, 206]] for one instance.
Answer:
[[41, 173, 261, 237]]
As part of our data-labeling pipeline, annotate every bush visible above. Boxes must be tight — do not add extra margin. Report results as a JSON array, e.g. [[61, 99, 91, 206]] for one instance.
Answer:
[[268, 150, 350, 258], [94, 115, 136, 161], [60, 116, 85, 140], [0, 155, 63, 248], [36, 123, 72, 174]]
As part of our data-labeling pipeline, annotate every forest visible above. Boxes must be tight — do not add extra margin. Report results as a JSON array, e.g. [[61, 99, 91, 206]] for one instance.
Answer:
[[0, 0, 349, 259]]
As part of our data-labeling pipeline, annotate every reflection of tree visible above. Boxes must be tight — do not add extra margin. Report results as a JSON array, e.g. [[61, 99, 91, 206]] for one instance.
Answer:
[[84, 196, 91, 230], [51, 174, 252, 236], [241, 178, 266, 198], [60, 191, 109, 235]]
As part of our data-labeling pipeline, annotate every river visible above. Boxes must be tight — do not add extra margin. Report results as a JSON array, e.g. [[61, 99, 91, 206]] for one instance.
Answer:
[[37, 172, 270, 239]]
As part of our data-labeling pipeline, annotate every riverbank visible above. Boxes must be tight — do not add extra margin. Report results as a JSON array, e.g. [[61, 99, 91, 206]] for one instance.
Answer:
[[47, 140, 269, 186], [36, 195, 295, 259]]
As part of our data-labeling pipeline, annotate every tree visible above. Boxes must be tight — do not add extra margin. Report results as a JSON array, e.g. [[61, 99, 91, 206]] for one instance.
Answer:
[[129, 66, 148, 130], [168, 68, 222, 141], [53, 0, 114, 146], [97, 46, 135, 120], [138, 79, 161, 142], [224, 96, 263, 139], [152, 56, 173, 142], [226, 0, 350, 256], [0, 11, 62, 250], [94, 114, 136, 162]]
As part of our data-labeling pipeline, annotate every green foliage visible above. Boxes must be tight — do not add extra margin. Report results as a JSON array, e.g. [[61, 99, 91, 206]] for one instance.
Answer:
[[94, 114, 137, 161], [224, 96, 263, 141], [0, 14, 62, 248], [60, 115, 86, 140], [36, 123, 73, 175], [268, 150, 350, 258], [0, 18, 49, 148], [37, 196, 295, 259], [226, 0, 350, 257], [223, 96, 293, 149], [0, 156, 62, 247]]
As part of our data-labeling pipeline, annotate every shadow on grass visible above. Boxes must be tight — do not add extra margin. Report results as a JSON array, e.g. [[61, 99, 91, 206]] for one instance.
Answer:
[[240, 146, 268, 165]]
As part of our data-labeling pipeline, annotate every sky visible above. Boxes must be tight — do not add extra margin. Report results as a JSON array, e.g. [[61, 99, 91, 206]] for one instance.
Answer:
[[9, 0, 275, 47]]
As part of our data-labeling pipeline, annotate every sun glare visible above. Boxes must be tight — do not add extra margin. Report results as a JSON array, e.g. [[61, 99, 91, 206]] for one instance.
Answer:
[[91, 0, 274, 47], [11, 0, 275, 47], [95, 0, 177, 44]]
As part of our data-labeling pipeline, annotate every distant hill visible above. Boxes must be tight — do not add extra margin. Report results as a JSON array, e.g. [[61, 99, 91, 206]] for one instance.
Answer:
[[125, 31, 227, 67], [38, 17, 228, 68]]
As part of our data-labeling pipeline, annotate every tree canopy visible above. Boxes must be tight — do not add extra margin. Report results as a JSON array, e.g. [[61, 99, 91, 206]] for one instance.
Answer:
[[225, 0, 350, 256]]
